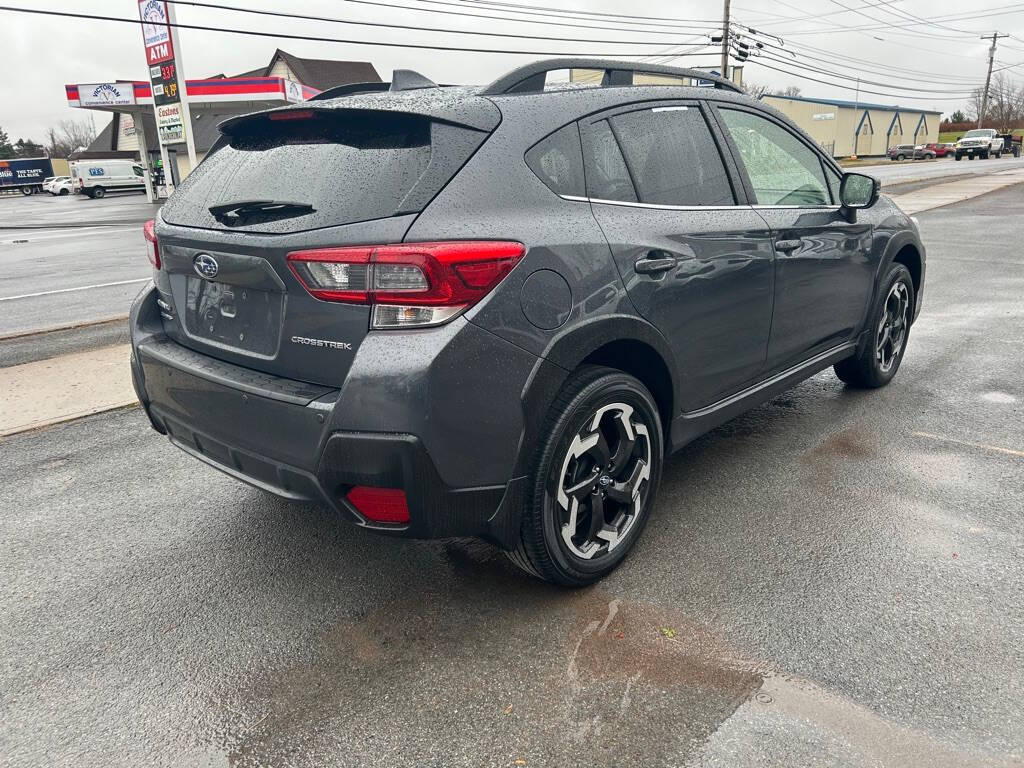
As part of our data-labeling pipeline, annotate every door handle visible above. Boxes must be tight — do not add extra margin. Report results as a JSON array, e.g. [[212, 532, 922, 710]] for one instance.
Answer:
[[635, 252, 677, 274], [774, 238, 803, 253]]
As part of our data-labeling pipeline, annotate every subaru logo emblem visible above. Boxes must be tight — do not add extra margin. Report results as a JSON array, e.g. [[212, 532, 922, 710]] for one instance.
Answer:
[[193, 253, 219, 280]]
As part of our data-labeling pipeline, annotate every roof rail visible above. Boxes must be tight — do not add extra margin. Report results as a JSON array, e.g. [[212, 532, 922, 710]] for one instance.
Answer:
[[308, 82, 390, 101], [482, 58, 742, 96]]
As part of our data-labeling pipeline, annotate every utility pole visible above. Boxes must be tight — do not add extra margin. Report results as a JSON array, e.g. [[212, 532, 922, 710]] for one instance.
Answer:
[[721, 0, 731, 81], [978, 32, 1009, 128]]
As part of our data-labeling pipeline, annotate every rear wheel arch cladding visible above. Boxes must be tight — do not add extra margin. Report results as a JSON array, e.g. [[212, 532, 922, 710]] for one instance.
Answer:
[[515, 318, 678, 475]]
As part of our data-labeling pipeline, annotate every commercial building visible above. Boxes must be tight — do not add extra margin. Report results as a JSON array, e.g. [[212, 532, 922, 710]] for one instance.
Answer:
[[65, 49, 379, 193], [763, 94, 941, 157]]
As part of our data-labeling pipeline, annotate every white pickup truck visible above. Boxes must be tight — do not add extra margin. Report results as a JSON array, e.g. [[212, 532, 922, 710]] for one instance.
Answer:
[[954, 129, 1004, 160]]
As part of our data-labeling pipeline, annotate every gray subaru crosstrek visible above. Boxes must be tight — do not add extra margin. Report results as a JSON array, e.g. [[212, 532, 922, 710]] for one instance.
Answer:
[[130, 59, 925, 585]]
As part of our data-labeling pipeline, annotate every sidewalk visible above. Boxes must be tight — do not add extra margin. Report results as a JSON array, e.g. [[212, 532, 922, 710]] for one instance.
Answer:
[[889, 167, 1024, 214], [0, 344, 135, 437]]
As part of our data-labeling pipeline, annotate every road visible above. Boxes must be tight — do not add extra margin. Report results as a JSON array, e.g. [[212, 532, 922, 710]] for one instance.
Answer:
[[857, 153, 1024, 186], [1, 186, 1021, 767]]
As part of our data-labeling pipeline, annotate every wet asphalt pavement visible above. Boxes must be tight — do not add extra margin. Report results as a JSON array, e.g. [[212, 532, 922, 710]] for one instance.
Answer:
[[1, 186, 1022, 767], [0, 194, 156, 337]]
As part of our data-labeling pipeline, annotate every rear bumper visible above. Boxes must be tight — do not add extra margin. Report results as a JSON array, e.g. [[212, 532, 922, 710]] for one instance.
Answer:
[[128, 283, 534, 548]]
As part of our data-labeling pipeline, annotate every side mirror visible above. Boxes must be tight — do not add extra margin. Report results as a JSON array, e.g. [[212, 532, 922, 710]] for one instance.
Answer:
[[838, 172, 880, 222]]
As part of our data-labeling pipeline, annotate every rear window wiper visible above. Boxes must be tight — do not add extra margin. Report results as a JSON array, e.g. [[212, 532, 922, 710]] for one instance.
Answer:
[[208, 199, 315, 222]]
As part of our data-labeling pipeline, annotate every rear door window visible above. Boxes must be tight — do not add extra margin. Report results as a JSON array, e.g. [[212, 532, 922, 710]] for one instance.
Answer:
[[161, 110, 486, 233], [606, 106, 735, 207], [718, 108, 831, 206]]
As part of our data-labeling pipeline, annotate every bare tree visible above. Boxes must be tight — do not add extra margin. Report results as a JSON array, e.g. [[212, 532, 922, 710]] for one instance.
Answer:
[[45, 118, 98, 157], [743, 81, 771, 99], [986, 73, 1024, 132], [775, 85, 802, 98], [969, 74, 1024, 129]]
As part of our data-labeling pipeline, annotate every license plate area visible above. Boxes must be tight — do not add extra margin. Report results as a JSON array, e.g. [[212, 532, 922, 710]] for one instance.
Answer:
[[183, 277, 282, 356]]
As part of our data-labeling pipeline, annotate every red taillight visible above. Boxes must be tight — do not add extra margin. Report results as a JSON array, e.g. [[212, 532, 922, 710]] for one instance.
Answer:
[[143, 218, 160, 270], [346, 486, 410, 524], [287, 241, 524, 328]]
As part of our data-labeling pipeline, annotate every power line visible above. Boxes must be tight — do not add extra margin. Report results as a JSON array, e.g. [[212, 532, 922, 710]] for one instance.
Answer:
[[0, 4, 720, 57], [328, 0, 724, 33], [735, 0, 901, 25], [749, 58, 976, 101], [753, 50, 980, 95], [741, 32, 992, 83], [165, 0, 714, 46], [451, 0, 718, 26]]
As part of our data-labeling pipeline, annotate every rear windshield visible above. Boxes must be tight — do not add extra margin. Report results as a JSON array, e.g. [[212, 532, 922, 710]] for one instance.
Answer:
[[161, 110, 486, 233]]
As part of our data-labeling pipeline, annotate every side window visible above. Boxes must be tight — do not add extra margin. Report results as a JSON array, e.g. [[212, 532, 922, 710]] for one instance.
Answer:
[[607, 106, 734, 206], [133, 166, 144, 177], [584, 119, 637, 203], [719, 108, 830, 206], [525, 123, 584, 197]]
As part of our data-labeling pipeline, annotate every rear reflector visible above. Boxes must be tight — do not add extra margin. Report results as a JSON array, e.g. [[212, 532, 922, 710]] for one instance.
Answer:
[[143, 218, 160, 270], [287, 241, 524, 328], [346, 486, 410, 524]]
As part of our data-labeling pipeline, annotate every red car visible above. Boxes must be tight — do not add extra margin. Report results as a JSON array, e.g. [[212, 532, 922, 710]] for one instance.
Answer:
[[921, 142, 954, 158]]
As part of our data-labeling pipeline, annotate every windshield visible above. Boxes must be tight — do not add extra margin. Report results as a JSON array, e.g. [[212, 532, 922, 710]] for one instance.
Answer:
[[963, 130, 992, 138]]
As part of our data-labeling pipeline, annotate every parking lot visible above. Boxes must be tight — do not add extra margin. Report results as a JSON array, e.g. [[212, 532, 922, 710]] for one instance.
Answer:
[[1, 176, 1021, 766]]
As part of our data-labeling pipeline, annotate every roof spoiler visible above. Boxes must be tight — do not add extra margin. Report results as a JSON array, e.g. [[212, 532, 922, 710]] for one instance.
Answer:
[[481, 58, 743, 95]]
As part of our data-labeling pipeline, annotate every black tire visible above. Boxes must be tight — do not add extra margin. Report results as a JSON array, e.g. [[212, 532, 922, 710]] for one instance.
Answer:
[[508, 366, 664, 586], [20, 186, 32, 196], [982, 151, 989, 160], [91, 187, 105, 199], [59, 188, 69, 196], [955, 153, 961, 161], [896, 154, 905, 161], [996, 151, 1002, 158], [834, 263, 915, 389]]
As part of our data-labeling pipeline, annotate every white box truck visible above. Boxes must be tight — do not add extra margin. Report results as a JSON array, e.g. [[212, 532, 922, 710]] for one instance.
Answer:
[[70, 159, 147, 198]]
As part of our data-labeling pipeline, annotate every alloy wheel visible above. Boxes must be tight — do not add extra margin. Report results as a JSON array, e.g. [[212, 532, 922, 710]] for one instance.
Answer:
[[876, 281, 910, 374], [553, 402, 652, 560]]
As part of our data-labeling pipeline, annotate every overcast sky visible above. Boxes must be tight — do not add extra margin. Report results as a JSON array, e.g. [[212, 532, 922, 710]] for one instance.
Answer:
[[1, 0, 1022, 141]]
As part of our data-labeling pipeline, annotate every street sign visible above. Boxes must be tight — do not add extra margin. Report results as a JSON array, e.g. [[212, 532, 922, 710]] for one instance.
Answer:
[[139, 0, 174, 65]]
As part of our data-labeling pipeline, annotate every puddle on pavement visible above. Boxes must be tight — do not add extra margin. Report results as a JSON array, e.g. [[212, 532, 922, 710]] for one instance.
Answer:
[[204, 542, 764, 767]]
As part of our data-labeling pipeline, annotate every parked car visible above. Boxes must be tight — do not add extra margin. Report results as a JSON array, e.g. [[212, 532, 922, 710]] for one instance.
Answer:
[[888, 144, 916, 161], [130, 58, 926, 585], [49, 177, 74, 196], [44, 176, 70, 194], [70, 159, 147, 198], [955, 129, 1003, 160], [915, 143, 950, 159]]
